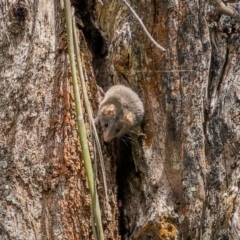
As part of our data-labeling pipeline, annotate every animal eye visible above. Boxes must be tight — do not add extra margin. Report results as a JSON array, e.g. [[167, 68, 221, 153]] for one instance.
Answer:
[[104, 122, 109, 128], [115, 128, 120, 133]]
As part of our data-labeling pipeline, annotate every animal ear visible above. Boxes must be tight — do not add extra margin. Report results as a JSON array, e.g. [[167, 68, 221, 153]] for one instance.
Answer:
[[123, 112, 133, 125], [102, 104, 116, 117]]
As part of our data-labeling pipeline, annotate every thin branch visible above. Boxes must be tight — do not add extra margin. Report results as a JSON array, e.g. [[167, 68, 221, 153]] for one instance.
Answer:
[[122, 0, 166, 52], [210, 0, 240, 22], [63, 1, 104, 239], [72, 15, 109, 203]]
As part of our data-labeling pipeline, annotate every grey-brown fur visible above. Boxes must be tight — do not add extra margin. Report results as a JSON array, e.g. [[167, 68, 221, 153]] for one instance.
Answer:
[[98, 85, 144, 142]]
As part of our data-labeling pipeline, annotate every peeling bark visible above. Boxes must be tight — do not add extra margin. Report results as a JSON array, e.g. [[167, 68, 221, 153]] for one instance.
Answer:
[[1, 0, 240, 239], [90, 0, 240, 239], [0, 0, 118, 239]]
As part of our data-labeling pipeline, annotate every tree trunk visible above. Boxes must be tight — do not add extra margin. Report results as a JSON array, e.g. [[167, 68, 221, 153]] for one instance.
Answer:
[[1, 0, 240, 239], [0, 0, 118, 239], [85, 0, 240, 239]]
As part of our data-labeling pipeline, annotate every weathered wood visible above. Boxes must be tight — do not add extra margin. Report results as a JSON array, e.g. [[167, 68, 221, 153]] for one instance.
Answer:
[[0, 0, 118, 239], [90, 0, 240, 239], [1, 0, 240, 239]]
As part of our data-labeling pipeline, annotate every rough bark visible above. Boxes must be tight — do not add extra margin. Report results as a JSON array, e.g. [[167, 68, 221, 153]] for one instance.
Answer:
[[85, 0, 240, 239], [0, 0, 118, 239], [1, 0, 240, 239]]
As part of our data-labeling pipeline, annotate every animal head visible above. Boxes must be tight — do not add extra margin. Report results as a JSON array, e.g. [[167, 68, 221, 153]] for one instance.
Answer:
[[99, 104, 133, 142]]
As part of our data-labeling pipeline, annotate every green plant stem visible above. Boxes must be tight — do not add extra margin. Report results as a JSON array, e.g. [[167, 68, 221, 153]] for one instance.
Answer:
[[63, 1, 104, 239], [72, 15, 108, 203]]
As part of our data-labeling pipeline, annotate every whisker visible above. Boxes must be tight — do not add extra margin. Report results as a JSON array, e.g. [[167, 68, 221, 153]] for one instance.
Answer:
[[120, 138, 128, 146], [128, 130, 138, 135], [123, 135, 132, 141]]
